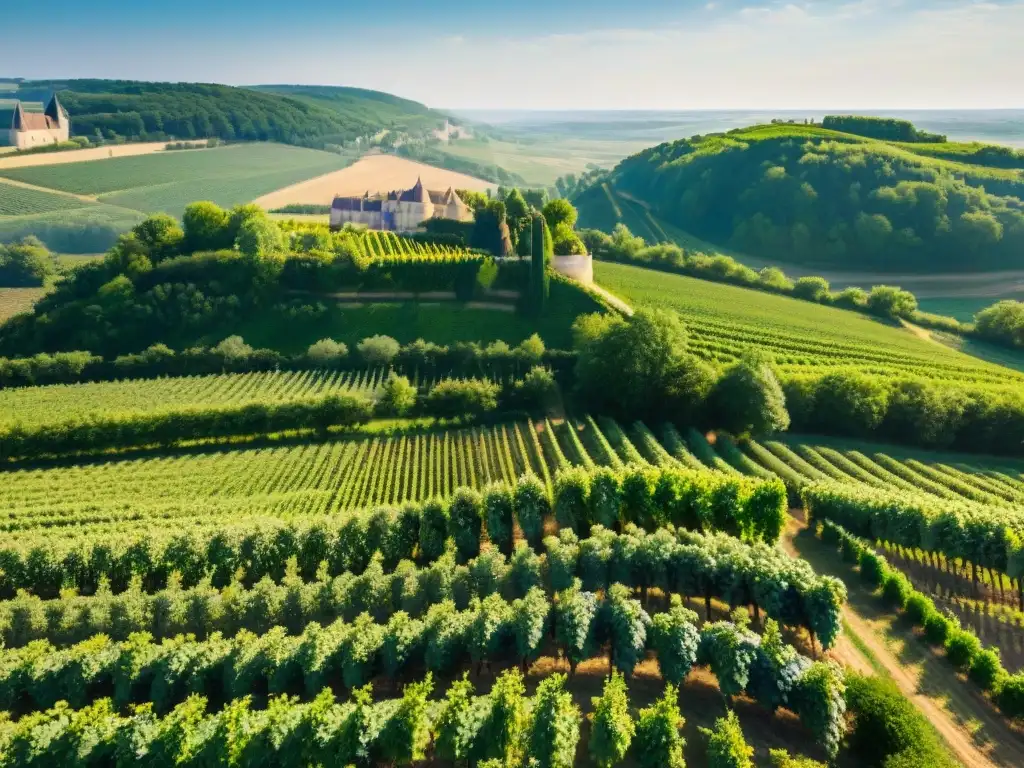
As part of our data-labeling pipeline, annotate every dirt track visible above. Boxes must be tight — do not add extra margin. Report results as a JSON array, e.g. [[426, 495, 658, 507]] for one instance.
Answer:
[[0, 141, 204, 169], [784, 517, 1024, 768]]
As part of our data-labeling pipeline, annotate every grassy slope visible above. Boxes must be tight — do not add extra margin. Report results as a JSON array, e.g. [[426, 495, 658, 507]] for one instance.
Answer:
[[230, 281, 597, 352], [594, 260, 1024, 385]]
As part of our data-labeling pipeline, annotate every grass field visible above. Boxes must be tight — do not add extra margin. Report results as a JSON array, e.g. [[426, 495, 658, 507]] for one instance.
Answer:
[[0, 287, 45, 321], [594, 260, 1024, 387], [436, 135, 649, 186], [0, 143, 355, 217], [230, 280, 600, 352]]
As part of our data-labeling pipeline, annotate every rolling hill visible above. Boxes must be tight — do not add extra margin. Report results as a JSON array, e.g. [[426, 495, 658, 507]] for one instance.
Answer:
[[575, 121, 1024, 273], [6, 79, 447, 148]]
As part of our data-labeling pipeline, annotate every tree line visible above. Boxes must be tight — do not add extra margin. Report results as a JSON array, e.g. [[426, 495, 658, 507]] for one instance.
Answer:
[[585, 126, 1024, 272]]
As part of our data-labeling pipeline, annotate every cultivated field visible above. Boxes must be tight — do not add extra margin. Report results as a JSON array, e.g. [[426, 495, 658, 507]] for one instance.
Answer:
[[0, 143, 355, 216], [0, 180, 91, 216], [252, 153, 495, 209], [0, 141, 203, 170], [595, 260, 1024, 388], [0, 288, 45, 321]]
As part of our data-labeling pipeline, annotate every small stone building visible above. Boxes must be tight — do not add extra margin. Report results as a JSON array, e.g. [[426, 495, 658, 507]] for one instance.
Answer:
[[330, 178, 472, 232], [7, 95, 69, 149]]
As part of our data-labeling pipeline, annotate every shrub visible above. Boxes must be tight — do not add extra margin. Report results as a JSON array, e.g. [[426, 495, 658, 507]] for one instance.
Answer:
[[923, 612, 957, 646], [554, 580, 598, 676], [513, 474, 548, 548], [306, 338, 348, 366], [483, 483, 515, 555], [377, 373, 417, 417], [969, 647, 1005, 692], [425, 378, 500, 419], [705, 710, 754, 768], [419, 499, 449, 562], [588, 467, 622, 529], [634, 684, 686, 768], [792, 276, 830, 302], [554, 467, 592, 534], [903, 593, 937, 626], [590, 671, 634, 768], [525, 673, 581, 768], [880, 572, 912, 609], [845, 673, 955, 768], [996, 672, 1024, 718], [448, 488, 484, 561], [707, 351, 789, 437], [945, 628, 982, 671], [357, 335, 401, 366]]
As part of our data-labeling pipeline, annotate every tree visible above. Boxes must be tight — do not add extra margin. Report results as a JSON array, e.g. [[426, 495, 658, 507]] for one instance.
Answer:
[[472, 199, 513, 256], [530, 212, 553, 311], [554, 580, 598, 675], [543, 199, 579, 231], [235, 213, 285, 260], [448, 488, 484, 560], [474, 668, 527, 766], [526, 674, 581, 768], [634, 685, 686, 768], [378, 373, 417, 416], [866, 285, 917, 319], [0, 237, 57, 287], [573, 308, 691, 419], [513, 474, 548, 548], [306, 338, 348, 366], [182, 201, 231, 252], [511, 586, 550, 670], [707, 352, 789, 437], [357, 335, 400, 366], [590, 671, 634, 768], [604, 583, 651, 677], [649, 596, 700, 686], [792, 276, 830, 302], [705, 711, 754, 768], [484, 483, 515, 554], [131, 214, 184, 262]]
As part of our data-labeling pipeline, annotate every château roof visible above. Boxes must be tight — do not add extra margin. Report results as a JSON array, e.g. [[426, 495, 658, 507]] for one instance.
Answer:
[[10, 96, 65, 132], [332, 179, 466, 210]]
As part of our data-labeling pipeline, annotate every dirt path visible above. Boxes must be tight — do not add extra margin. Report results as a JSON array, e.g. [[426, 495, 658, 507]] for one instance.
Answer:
[[0, 176, 97, 203], [589, 282, 634, 316], [0, 141, 204, 170], [783, 517, 1024, 768]]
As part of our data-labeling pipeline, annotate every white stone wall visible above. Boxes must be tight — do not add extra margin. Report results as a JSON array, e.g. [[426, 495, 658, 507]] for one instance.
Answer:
[[9, 126, 68, 150], [552, 254, 594, 285]]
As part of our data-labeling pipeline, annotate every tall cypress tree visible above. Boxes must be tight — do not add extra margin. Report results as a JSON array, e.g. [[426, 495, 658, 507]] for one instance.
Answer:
[[530, 212, 551, 314]]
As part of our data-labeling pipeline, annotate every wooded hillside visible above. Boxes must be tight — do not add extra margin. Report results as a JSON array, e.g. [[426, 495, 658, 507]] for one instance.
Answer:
[[10, 80, 445, 149], [575, 123, 1024, 272]]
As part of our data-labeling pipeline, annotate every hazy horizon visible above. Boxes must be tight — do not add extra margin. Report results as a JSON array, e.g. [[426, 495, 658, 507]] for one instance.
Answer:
[[3, 1, 1023, 111]]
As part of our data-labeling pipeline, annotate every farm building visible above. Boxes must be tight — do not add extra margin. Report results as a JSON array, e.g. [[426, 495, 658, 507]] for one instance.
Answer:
[[7, 95, 69, 150], [330, 178, 472, 232]]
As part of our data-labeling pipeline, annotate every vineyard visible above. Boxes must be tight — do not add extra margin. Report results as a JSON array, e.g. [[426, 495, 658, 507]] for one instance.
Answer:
[[0, 181, 92, 217], [596, 260, 1024, 389], [0, 368, 387, 429]]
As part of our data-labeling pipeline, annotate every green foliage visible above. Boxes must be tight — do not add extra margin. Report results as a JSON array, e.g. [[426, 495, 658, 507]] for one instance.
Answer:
[[483, 483, 515, 554], [424, 377, 500, 419], [705, 710, 754, 768], [584, 123, 1024, 271], [554, 580, 598, 675], [475, 668, 527, 766], [554, 466, 592, 534], [525, 673, 581, 768], [0, 237, 58, 287], [708, 352, 789, 437], [356, 334, 400, 366], [590, 670, 635, 768], [377, 373, 417, 417], [845, 672, 956, 768], [822, 115, 946, 142], [649, 595, 700, 686], [447, 488, 484, 561], [634, 684, 686, 768], [945, 628, 982, 671], [513, 474, 549, 549], [604, 583, 652, 676]]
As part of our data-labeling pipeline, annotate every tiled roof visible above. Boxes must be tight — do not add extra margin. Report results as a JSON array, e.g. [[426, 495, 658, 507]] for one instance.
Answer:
[[10, 101, 60, 132]]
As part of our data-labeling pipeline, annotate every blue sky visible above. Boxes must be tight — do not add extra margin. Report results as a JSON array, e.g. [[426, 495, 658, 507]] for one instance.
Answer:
[[3, 1, 1023, 109]]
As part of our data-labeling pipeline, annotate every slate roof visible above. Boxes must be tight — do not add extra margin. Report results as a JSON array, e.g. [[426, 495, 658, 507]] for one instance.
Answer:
[[10, 97, 64, 132], [332, 180, 466, 212]]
